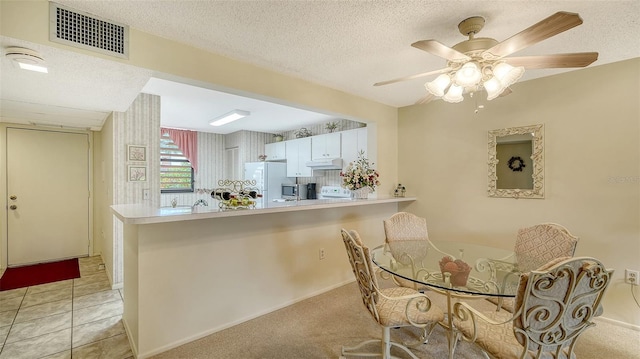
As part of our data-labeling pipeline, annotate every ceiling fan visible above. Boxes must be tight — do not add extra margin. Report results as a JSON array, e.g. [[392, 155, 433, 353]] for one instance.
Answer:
[[374, 11, 598, 104]]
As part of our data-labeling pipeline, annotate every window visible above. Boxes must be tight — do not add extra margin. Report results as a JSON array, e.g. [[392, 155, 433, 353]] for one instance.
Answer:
[[160, 133, 194, 193]]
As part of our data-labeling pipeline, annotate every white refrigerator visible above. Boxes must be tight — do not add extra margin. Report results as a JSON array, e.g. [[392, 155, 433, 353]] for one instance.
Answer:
[[244, 162, 293, 202]]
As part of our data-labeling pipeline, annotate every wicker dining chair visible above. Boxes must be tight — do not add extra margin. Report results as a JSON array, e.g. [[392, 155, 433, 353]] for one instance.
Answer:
[[453, 256, 613, 359], [340, 229, 444, 359]]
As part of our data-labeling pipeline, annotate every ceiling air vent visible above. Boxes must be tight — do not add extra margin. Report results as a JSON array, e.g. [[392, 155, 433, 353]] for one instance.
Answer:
[[49, 2, 129, 59]]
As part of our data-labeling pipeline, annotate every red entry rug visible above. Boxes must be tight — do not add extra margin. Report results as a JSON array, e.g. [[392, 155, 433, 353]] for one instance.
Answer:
[[0, 258, 80, 291]]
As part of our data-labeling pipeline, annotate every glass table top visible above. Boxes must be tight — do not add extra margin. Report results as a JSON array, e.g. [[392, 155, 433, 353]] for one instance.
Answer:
[[371, 240, 520, 297]]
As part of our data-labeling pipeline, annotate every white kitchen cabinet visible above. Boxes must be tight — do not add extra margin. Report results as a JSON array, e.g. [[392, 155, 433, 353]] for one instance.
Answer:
[[341, 128, 368, 170], [285, 137, 312, 177], [311, 132, 341, 160], [265, 141, 286, 161]]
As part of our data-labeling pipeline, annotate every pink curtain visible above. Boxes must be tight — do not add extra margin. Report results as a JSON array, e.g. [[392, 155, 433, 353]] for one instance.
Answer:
[[161, 128, 198, 173]]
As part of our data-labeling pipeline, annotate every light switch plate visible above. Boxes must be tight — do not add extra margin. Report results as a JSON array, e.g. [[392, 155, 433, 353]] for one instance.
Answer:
[[143, 189, 150, 200]]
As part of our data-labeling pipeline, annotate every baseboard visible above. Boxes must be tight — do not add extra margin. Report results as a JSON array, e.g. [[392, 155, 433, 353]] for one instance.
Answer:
[[122, 318, 139, 359], [100, 256, 123, 290], [595, 316, 640, 331], [134, 279, 355, 359]]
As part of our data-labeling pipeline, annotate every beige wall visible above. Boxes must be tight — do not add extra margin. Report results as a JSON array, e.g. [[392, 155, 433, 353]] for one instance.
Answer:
[[97, 114, 114, 285], [398, 58, 640, 327]]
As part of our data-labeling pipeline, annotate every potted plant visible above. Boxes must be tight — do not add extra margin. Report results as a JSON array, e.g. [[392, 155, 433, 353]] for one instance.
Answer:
[[325, 121, 339, 133], [273, 134, 284, 142], [294, 128, 312, 138]]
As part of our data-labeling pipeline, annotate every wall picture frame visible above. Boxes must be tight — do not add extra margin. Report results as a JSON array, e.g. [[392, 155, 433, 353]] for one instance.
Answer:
[[128, 165, 147, 182], [128, 145, 147, 162]]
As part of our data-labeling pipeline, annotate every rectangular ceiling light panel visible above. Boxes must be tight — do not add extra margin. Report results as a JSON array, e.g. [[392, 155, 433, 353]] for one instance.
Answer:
[[49, 2, 129, 59]]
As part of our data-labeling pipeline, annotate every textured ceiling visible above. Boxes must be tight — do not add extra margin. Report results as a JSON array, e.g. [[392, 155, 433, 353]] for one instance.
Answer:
[[1, 1, 639, 132]]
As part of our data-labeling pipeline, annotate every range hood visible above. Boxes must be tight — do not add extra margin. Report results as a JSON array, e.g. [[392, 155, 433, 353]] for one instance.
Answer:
[[305, 158, 343, 170]]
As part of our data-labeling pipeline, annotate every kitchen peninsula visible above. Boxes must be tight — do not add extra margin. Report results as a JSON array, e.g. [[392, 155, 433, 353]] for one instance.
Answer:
[[111, 196, 414, 358]]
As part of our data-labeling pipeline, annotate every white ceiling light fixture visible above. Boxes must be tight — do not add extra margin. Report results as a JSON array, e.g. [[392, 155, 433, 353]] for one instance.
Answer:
[[5, 47, 49, 73], [376, 12, 598, 105], [209, 109, 250, 126], [422, 17, 526, 104]]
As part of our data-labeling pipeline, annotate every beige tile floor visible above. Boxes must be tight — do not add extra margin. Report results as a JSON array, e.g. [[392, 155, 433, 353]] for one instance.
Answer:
[[0, 256, 133, 359]]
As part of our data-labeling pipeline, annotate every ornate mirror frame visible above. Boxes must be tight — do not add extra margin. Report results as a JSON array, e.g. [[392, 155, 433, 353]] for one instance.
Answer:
[[488, 124, 544, 199]]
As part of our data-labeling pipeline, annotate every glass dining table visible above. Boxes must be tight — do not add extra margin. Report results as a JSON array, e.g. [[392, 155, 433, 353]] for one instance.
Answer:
[[370, 239, 521, 359]]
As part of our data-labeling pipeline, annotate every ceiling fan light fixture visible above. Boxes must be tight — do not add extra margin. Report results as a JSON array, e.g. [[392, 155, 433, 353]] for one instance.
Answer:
[[454, 61, 482, 87], [209, 109, 250, 126], [493, 62, 525, 88], [483, 77, 505, 101], [425, 74, 451, 97], [442, 84, 464, 103]]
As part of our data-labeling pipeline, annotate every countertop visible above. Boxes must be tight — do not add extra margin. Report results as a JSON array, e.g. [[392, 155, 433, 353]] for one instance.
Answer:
[[111, 196, 416, 225]]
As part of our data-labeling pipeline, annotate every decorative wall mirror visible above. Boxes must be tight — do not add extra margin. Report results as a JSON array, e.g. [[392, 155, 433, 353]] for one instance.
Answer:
[[488, 124, 544, 198]]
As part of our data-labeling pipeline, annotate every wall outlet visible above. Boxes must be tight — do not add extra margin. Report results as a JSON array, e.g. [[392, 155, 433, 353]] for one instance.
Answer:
[[625, 269, 639, 286], [319, 248, 326, 260]]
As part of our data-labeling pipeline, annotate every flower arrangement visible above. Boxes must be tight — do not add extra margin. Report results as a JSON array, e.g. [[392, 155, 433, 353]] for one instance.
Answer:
[[340, 150, 380, 191]]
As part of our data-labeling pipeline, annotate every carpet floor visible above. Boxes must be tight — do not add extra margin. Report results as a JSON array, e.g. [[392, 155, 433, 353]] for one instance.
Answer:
[[151, 281, 640, 359], [0, 258, 80, 291]]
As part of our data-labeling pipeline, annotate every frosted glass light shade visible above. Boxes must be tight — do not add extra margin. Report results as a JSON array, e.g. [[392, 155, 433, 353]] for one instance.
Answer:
[[483, 77, 505, 100], [454, 62, 482, 87], [425, 74, 451, 97], [442, 84, 464, 103], [493, 62, 525, 88]]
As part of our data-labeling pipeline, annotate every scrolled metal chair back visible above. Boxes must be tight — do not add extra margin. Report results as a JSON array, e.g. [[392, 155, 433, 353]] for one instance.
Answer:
[[513, 256, 613, 357], [341, 229, 380, 322]]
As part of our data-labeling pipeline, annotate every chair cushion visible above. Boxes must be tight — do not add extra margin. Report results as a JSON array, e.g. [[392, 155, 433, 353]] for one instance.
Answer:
[[515, 225, 578, 272], [376, 287, 444, 327], [383, 212, 429, 241], [455, 310, 576, 359]]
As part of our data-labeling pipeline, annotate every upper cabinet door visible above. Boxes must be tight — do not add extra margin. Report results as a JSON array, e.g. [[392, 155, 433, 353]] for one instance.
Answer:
[[265, 141, 286, 161], [285, 137, 312, 177], [311, 132, 341, 160], [341, 128, 367, 170]]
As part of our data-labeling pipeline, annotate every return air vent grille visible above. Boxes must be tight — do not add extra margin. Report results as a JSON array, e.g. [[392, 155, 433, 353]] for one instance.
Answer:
[[49, 3, 129, 59]]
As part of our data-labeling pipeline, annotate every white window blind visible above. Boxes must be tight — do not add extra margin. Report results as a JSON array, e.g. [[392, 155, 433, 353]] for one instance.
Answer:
[[160, 133, 194, 193]]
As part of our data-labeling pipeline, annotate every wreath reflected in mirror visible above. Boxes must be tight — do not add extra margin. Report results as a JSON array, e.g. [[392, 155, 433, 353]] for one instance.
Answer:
[[507, 156, 526, 172]]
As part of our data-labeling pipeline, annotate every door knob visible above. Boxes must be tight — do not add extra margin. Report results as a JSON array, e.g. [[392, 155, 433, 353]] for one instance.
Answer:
[[10, 195, 17, 200], [9, 205, 17, 210]]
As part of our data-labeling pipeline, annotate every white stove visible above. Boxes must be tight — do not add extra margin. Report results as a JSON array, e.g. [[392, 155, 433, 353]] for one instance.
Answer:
[[319, 186, 352, 199]]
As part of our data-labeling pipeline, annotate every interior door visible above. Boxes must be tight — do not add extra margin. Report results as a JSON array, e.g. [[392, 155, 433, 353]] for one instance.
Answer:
[[7, 128, 90, 266]]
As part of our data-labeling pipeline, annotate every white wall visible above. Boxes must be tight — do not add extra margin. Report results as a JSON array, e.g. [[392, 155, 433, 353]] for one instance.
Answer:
[[398, 58, 640, 327]]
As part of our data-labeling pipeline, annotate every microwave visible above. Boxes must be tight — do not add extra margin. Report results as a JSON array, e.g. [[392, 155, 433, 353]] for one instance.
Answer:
[[282, 184, 307, 200]]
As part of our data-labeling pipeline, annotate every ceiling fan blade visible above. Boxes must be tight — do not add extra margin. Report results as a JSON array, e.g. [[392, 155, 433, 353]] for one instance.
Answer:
[[411, 40, 471, 62], [483, 11, 584, 59], [499, 87, 512, 98], [415, 92, 435, 105], [504, 52, 598, 69], [374, 67, 451, 86]]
